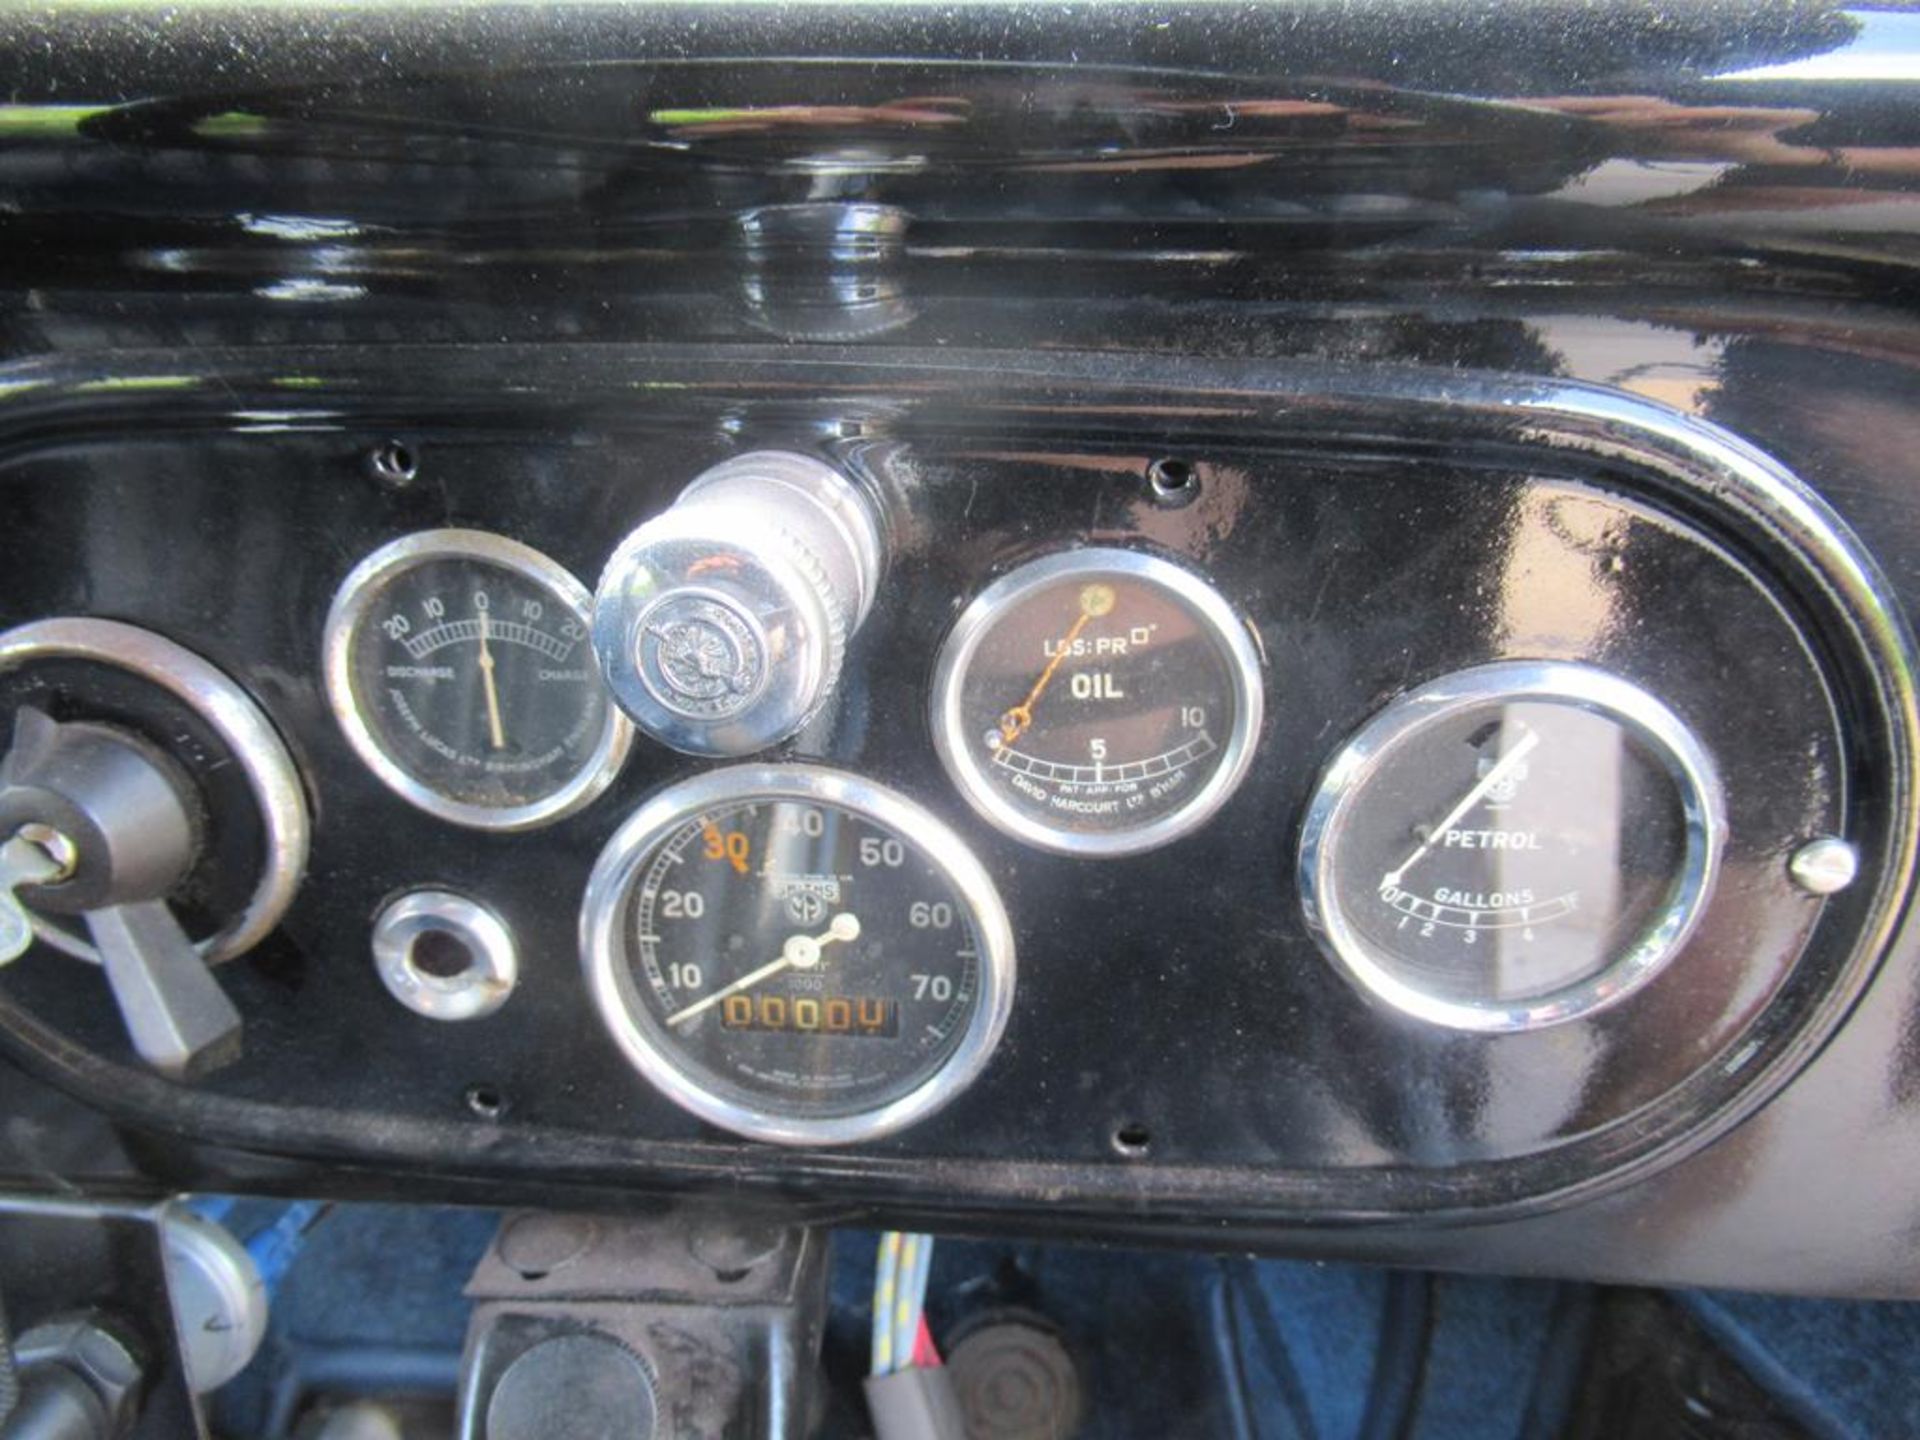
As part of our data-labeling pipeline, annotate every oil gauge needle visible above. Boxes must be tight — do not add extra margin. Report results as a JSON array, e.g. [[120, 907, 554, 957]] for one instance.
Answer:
[[477, 607, 508, 751], [666, 913, 861, 1028], [996, 582, 1115, 752], [1380, 725, 1539, 892]]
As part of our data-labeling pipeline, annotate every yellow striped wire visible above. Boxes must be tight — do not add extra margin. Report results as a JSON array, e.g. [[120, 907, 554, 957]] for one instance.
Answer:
[[873, 1231, 903, 1375], [893, 1232, 921, 1371]]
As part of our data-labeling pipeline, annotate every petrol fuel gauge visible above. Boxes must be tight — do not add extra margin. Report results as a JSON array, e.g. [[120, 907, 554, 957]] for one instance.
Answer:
[[1298, 661, 1726, 1031], [931, 548, 1264, 856]]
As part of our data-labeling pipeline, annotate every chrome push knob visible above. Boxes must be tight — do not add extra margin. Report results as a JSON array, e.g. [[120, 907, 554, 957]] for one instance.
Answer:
[[592, 452, 884, 756]]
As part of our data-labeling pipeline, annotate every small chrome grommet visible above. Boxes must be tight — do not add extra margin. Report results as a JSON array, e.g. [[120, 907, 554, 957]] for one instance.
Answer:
[[372, 890, 517, 1020], [1789, 836, 1859, 896]]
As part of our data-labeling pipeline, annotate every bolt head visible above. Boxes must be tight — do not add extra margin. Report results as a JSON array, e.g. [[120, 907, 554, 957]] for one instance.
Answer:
[[1790, 836, 1858, 896], [14, 1312, 146, 1431]]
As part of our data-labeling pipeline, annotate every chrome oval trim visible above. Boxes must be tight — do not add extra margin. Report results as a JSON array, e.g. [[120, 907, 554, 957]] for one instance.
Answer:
[[580, 764, 1017, 1146], [323, 529, 633, 832], [0, 616, 310, 966], [0, 349, 1907, 1223], [930, 547, 1265, 857], [1298, 660, 1727, 1032]]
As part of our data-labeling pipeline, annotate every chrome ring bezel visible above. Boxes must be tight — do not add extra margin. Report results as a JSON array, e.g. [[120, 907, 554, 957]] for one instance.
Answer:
[[323, 529, 633, 832], [579, 763, 1017, 1146], [1297, 659, 1728, 1033], [371, 888, 518, 1022], [930, 547, 1266, 857], [0, 616, 311, 967]]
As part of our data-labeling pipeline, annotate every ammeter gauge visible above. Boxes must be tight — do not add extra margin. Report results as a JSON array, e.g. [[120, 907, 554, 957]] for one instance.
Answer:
[[325, 530, 632, 830], [1298, 661, 1726, 1032], [930, 548, 1264, 856], [580, 765, 1016, 1145]]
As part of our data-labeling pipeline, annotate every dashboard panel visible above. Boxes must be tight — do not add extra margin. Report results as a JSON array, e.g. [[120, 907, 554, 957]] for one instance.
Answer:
[[0, 345, 1907, 1238], [3, 2, 1920, 1303]]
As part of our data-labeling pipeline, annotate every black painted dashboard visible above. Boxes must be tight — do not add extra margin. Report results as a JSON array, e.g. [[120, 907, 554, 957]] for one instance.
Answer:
[[3, 3, 1920, 1300]]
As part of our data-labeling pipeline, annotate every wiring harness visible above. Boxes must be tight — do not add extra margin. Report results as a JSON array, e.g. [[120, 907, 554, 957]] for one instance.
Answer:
[[865, 1232, 965, 1440]]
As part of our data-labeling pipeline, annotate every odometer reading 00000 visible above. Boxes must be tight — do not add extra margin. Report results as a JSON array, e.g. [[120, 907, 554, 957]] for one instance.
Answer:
[[581, 766, 1016, 1145]]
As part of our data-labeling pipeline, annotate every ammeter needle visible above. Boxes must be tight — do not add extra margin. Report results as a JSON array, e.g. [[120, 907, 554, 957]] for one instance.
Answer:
[[477, 606, 508, 751]]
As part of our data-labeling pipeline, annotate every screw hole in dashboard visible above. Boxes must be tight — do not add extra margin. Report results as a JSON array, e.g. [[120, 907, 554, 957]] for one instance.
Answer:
[[464, 1083, 508, 1121], [1146, 458, 1200, 509], [366, 439, 420, 490], [1111, 1123, 1152, 1158]]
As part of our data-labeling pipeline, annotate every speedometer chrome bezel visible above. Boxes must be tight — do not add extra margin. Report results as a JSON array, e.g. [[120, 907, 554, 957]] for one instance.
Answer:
[[1297, 659, 1728, 1033], [931, 547, 1266, 857], [323, 528, 633, 831], [580, 764, 1018, 1146]]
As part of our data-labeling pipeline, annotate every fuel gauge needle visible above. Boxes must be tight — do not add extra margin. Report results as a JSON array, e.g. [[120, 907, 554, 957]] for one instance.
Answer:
[[667, 913, 861, 1028], [1381, 726, 1539, 891], [477, 607, 508, 751]]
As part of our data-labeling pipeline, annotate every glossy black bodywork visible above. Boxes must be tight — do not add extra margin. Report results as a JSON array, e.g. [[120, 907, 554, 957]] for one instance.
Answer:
[[1, 2, 1919, 1297]]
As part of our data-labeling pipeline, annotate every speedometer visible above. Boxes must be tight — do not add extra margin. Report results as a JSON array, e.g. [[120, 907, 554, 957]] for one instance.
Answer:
[[930, 548, 1264, 855], [580, 766, 1015, 1145], [324, 530, 631, 830]]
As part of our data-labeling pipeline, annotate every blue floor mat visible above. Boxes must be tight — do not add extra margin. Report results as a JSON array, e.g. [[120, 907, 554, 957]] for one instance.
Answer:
[[200, 1200, 1920, 1439], [1679, 1289, 1920, 1440], [825, 1232, 1590, 1440], [210, 1200, 500, 1438]]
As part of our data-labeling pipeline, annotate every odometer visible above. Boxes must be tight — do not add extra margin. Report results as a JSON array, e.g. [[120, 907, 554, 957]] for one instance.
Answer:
[[580, 766, 1016, 1145]]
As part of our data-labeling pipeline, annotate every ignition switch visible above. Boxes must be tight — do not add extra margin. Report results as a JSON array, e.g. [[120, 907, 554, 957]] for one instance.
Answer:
[[0, 619, 310, 1080], [0, 709, 241, 1078]]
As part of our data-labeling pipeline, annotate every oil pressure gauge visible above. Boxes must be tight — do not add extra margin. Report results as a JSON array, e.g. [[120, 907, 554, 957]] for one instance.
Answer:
[[325, 530, 632, 830], [931, 549, 1264, 856], [1298, 661, 1726, 1032]]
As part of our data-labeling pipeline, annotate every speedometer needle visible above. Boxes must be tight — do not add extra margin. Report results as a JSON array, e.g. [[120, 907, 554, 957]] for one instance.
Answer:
[[1380, 725, 1539, 892], [477, 607, 508, 751], [666, 913, 861, 1028]]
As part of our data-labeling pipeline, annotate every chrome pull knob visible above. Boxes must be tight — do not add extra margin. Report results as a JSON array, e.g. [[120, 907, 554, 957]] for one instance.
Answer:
[[592, 452, 884, 756]]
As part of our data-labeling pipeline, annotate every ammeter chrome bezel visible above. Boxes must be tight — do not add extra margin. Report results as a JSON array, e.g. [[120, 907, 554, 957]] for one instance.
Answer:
[[1297, 660, 1727, 1033], [930, 548, 1265, 857], [324, 529, 633, 831], [580, 764, 1017, 1146]]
